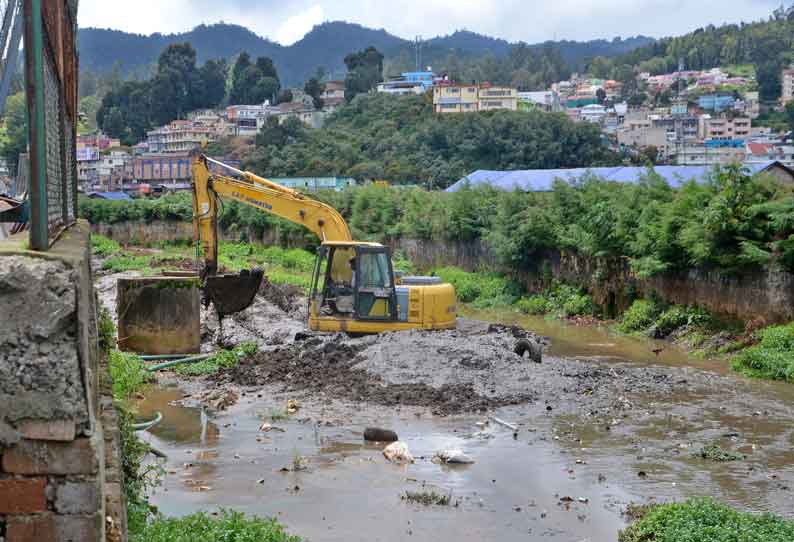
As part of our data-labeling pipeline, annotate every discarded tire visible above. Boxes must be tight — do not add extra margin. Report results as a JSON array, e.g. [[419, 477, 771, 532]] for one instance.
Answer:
[[514, 339, 542, 363], [364, 427, 399, 442]]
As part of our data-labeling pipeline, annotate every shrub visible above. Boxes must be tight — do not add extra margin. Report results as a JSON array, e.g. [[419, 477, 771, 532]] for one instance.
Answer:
[[619, 497, 794, 542], [176, 343, 257, 376], [618, 299, 660, 333], [109, 350, 148, 403], [732, 323, 794, 382], [131, 510, 300, 542], [91, 234, 121, 256], [516, 296, 551, 315], [562, 293, 594, 317]]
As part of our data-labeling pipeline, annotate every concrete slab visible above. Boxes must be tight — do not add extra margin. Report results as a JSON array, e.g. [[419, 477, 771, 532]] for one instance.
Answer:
[[117, 276, 201, 355]]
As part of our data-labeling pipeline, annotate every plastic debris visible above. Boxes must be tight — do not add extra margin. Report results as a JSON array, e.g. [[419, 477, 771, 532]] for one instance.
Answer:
[[433, 449, 475, 464], [383, 441, 414, 464]]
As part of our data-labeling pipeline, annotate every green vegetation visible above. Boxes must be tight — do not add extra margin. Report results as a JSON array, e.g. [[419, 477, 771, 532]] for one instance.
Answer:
[[617, 298, 715, 339], [618, 498, 794, 542], [109, 350, 150, 403], [696, 443, 745, 462], [91, 234, 121, 256], [402, 490, 451, 506], [131, 510, 299, 542], [516, 283, 595, 318], [432, 266, 518, 309], [732, 323, 794, 382], [175, 343, 257, 376], [244, 93, 616, 188]]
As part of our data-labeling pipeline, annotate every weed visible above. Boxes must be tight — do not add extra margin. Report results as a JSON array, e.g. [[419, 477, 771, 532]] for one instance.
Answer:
[[732, 323, 794, 382], [516, 295, 551, 315], [91, 234, 121, 256], [402, 490, 451, 506], [130, 509, 300, 542], [98, 307, 116, 353], [696, 443, 745, 462], [109, 350, 150, 403], [268, 408, 289, 421], [175, 343, 257, 376], [619, 497, 794, 542], [617, 299, 660, 334]]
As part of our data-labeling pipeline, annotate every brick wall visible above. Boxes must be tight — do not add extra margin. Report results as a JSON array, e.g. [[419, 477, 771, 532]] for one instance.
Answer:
[[0, 221, 126, 542]]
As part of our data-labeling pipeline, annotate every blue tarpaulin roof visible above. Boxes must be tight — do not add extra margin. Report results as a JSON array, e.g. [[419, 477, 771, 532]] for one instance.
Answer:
[[87, 191, 132, 201], [446, 161, 791, 192]]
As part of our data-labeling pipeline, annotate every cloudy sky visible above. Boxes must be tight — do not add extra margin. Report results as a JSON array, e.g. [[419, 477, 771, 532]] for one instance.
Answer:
[[79, 0, 780, 45]]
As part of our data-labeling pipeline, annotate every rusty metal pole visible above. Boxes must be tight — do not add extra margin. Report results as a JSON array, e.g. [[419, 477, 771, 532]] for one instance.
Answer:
[[23, 0, 48, 250]]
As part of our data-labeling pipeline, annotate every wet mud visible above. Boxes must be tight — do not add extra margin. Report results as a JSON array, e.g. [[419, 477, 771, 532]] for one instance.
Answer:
[[96, 263, 794, 541]]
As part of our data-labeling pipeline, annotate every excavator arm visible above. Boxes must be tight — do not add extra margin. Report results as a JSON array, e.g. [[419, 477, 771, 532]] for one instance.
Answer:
[[191, 154, 352, 276]]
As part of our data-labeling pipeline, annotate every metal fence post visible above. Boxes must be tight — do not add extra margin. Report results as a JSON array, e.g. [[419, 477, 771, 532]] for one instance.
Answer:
[[23, 0, 48, 250]]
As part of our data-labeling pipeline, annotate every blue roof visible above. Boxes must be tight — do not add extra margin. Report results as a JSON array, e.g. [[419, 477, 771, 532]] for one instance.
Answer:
[[446, 162, 790, 192], [88, 191, 132, 201]]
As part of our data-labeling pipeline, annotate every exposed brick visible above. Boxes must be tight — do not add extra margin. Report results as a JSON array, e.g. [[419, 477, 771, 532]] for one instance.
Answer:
[[2, 437, 98, 475], [17, 420, 76, 442], [54, 514, 101, 542], [54, 481, 100, 514], [0, 478, 47, 514], [6, 513, 56, 542]]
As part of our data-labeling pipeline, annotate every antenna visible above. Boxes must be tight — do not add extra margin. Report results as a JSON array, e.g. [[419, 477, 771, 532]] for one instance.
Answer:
[[414, 36, 423, 72]]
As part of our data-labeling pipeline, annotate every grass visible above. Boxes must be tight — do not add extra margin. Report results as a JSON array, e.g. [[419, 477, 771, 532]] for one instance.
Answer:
[[732, 323, 794, 382], [92, 234, 121, 256], [619, 497, 794, 542], [432, 266, 519, 309], [515, 282, 594, 318], [109, 350, 151, 403], [402, 490, 451, 506], [175, 343, 257, 376], [130, 510, 300, 542], [696, 443, 745, 462]]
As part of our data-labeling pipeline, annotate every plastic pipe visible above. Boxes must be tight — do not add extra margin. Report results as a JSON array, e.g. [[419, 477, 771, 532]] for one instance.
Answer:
[[139, 354, 200, 361], [146, 353, 214, 372], [133, 411, 163, 431]]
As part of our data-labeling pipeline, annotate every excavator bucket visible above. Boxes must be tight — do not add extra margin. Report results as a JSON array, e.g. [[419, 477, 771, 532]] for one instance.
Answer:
[[204, 269, 264, 318]]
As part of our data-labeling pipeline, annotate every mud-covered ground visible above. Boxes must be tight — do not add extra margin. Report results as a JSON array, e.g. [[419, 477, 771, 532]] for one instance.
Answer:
[[97, 265, 794, 540]]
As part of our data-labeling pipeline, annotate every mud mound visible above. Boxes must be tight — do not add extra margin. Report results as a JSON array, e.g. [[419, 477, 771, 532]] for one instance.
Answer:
[[220, 333, 533, 415], [259, 277, 303, 314]]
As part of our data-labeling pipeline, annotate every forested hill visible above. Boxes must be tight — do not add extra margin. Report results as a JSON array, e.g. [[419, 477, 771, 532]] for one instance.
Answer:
[[77, 21, 652, 86]]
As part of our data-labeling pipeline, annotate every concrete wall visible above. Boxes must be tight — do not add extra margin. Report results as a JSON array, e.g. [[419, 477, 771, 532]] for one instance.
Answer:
[[0, 221, 126, 542]]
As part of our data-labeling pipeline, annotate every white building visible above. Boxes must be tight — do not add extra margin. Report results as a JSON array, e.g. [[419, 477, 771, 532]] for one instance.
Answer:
[[517, 91, 562, 112], [580, 104, 607, 124]]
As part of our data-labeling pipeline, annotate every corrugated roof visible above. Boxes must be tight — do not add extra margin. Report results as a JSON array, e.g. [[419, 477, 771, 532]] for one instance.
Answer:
[[87, 191, 132, 201], [446, 162, 790, 192]]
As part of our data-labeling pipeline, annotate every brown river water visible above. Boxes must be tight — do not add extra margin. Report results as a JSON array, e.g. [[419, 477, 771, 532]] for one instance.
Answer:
[[134, 311, 794, 542]]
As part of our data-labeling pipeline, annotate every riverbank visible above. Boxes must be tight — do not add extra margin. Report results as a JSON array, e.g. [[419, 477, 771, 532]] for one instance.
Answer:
[[95, 247, 794, 541]]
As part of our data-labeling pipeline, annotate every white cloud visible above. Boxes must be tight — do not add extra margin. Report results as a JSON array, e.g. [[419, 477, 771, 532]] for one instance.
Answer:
[[274, 5, 324, 45]]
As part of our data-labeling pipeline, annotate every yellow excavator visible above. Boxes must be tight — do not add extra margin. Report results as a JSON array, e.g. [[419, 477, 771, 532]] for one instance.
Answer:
[[191, 154, 457, 333]]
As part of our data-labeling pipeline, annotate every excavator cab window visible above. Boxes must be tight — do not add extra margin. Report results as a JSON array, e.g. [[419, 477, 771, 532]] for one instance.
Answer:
[[310, 244, 397, 321]]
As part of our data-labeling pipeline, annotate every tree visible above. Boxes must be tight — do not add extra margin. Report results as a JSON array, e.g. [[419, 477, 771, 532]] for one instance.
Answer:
[[230, 53, 281, 105], [786, 101, 794, 133], [230, 52, 252, 104], [0, 93, 28, 175], [195, 59, 228, 109], [304, 77, 325, 109], [596, 88, 606, 104], [344, 47, 384, 102]]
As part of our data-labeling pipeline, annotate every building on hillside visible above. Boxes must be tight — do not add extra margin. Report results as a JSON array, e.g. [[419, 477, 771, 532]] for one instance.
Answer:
[[698, 95, 735, 113], [746, 142, 794, 166], [698, 116, 751, 141], [226, 103, 270, 137], [672, 142, 746, 166], [377, 71, 436, 95], [269, 177, 357, 192], [517, 91, 562, 112], [433, 84, 479, 113], [580, 104, 607, 124], [321, 81, 345, 101], [478, 86, 518, 111], [617, 125, 669, 155], [146, 120, 217, 153], [447, 161, 794, 193], [781, 66, 794, 105], [321, 96, 345, 114]]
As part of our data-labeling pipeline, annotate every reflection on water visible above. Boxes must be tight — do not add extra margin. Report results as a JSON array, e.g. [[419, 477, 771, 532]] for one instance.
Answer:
[[464, 308, 728, 372], [135, 387, 220, 446]]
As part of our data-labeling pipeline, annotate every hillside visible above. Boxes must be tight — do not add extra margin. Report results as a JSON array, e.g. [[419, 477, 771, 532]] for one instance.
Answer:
[[77, 21, 653, 86]]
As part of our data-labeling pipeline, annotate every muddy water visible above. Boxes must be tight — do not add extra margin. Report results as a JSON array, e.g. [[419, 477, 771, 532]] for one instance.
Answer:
[[133, 312, 794, 541], [137, 386, 635, 541]]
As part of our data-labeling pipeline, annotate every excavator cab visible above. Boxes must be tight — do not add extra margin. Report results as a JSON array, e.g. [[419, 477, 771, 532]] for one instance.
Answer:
[[310, 242, 398, 322]]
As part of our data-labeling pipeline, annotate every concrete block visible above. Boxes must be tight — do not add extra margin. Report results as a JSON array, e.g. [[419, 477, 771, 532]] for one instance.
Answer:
[[0, 256, 88, 425], [117, 276, 201, 355], [18, 420, 76, 442], [0, 478, 47, 514], [54, 480, 100, 514], [54, 514, 102, 542], [2, 437, 99, 475], [6, 513, 56, 542]]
